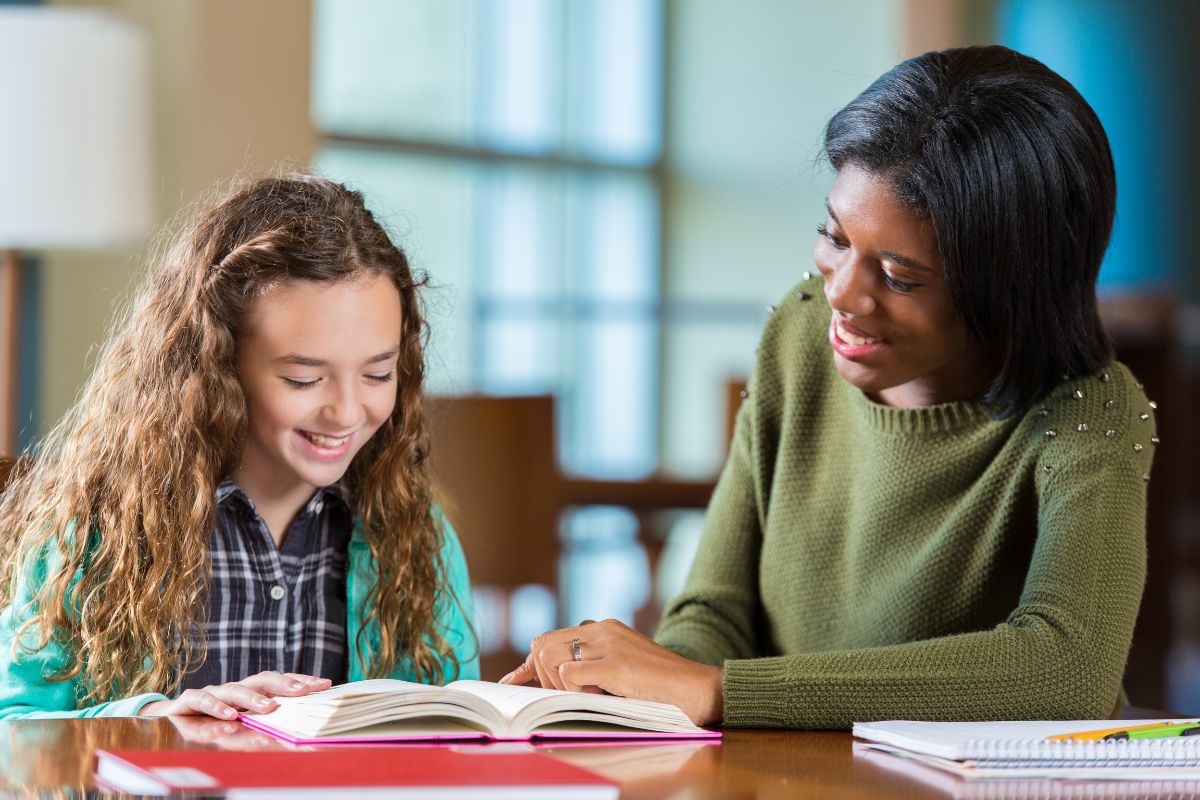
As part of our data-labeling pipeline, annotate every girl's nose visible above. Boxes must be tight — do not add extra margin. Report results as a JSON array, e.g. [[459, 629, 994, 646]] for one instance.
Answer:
[[324, 384, 364, 429]]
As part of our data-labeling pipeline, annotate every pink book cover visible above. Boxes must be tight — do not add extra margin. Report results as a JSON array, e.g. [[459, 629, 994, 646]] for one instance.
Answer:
[[238, 713, 722, 745]]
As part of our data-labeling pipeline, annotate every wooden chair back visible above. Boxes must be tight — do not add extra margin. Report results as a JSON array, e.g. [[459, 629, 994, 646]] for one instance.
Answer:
[[0, 456, 16, 492]]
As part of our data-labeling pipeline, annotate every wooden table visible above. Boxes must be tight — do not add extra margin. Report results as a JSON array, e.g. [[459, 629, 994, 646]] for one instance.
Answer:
[[3, 717, 1198, 798]]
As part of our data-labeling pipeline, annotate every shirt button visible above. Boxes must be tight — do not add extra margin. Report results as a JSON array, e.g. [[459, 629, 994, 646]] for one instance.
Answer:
[[270, 585, 286, 601]]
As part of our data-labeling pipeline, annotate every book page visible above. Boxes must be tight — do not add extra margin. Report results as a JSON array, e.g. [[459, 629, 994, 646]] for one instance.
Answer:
[[447, 680, 563, 721], [446, 681, 705, 737]]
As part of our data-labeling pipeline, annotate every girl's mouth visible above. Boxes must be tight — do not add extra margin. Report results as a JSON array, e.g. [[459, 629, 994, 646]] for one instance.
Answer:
[[296, 429, 355, 460], [299, 430, 351, 448]]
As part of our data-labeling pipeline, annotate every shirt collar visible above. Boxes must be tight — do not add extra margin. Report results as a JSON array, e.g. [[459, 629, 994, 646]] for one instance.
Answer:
[[215, 477, 352, 516]]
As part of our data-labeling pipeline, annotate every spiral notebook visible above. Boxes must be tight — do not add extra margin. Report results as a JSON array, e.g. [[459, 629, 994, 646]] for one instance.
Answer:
[[852, 720, 1200, 780]]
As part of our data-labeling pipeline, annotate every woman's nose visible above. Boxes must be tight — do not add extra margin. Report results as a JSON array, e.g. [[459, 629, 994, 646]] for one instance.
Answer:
[[823, 259, 876, 317]]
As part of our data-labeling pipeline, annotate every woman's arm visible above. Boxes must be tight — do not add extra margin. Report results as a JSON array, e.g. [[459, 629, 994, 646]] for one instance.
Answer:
[[654, 393, 765, 666], [502, 441, 1147, 729], [707, 448, 1146, 729]]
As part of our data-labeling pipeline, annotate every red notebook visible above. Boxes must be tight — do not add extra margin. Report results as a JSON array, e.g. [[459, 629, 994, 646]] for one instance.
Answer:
[[95, 746, 619, 799]]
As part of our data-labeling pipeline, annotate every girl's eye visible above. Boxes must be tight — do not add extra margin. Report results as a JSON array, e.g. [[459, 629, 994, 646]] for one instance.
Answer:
[[283, 377, 319, 389], [366, 371, 395, 384], [883, 272, 917, 293], [815, 223, 848, 249]]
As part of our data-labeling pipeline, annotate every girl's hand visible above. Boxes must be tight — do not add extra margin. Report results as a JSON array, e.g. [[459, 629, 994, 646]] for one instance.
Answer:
[[138, 671, 331, 720], [166, 715, 284, 749], [498, 619, 724, 727]]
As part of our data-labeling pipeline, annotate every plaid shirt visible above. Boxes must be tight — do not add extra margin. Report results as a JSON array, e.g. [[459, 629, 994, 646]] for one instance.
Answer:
[[179, 479, 352, 691]]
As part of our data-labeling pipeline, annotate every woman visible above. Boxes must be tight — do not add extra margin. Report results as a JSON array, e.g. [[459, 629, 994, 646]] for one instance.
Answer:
[[501, 45, 1155, 729]]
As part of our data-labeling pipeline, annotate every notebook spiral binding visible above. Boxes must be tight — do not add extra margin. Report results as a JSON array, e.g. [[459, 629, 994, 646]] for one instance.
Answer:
[[963, 738, 1200, 767]]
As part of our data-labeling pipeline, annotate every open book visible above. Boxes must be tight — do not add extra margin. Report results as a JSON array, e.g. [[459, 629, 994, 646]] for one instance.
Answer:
[[238, 679, 722, 744]]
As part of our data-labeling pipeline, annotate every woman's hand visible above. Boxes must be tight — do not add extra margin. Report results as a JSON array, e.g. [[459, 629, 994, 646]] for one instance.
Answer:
[[138, 671, 331, 719], [499, 619, 724, 727]]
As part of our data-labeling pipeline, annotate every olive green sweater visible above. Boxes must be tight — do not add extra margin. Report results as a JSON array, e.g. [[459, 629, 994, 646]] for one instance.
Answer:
[[655, 278, 1155, 729]]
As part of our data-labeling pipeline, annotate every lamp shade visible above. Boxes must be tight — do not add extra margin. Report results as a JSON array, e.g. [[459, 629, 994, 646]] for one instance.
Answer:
[[0, 8, 152, 248]]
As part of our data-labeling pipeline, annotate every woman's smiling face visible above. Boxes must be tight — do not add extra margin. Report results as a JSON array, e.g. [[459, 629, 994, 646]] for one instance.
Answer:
[[814, 164, 996, 407]]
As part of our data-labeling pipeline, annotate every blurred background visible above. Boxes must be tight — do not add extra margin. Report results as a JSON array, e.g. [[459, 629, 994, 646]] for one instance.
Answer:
[[1, 0, 1197, 708]]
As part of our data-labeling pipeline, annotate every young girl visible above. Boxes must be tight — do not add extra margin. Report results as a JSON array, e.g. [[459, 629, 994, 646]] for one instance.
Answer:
[[502, 46, 1155, 728], [0, 175, 478, 719]]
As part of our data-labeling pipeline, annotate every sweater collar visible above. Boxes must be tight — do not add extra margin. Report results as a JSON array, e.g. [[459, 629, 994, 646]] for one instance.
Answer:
[[848, 381, 998, 434]]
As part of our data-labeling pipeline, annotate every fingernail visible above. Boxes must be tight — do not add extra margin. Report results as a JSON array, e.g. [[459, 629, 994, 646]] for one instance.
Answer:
[[499, 673, 512, 683], [257, 698, 273, 707], [222, 724, 238, 734], [290, 682, 302, 689], [223, 708, 236, 718]]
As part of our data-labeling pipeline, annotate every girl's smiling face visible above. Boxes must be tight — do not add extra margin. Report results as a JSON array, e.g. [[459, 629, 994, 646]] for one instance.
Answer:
[[234, 273, 402, 498], [814, 164, 996, 407]]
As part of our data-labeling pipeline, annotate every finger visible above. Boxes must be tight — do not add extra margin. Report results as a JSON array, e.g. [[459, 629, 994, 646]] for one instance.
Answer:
[[533, 640, 569, 691], [284, 672, 332, 688], [240, 671, 317, 697], [177, 689, 240, 720], [530, 646, 558, 691], [558, 660, 618, 696], [205, 683, 279, 713], [498, 662, 535, 685]]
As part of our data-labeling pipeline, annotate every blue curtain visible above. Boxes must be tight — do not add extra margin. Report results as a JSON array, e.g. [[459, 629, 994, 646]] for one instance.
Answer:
[[999, 0, 1200, 300]]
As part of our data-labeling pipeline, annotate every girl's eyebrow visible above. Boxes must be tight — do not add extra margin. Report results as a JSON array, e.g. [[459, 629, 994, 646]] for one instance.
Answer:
[[273, 348, 400, 367]]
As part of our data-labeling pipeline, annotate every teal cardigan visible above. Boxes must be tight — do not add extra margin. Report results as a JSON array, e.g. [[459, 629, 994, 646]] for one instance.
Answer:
[[0, 511, 479, 718]]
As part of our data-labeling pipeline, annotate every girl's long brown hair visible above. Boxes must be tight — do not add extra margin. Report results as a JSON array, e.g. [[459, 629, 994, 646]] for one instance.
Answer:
[[0, 175, 461, 705]]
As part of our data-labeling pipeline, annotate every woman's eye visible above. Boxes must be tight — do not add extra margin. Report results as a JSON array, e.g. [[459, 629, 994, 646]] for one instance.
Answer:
[[366, 371, 395, 384], [883, 272, 917, 293], [815, 223, 848, 249], [282, 377, 319, 389]]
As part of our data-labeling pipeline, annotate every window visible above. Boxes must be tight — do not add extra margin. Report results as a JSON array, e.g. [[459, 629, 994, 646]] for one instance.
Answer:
[[313, 0, 668, 649], [313, 0, 664, 478]]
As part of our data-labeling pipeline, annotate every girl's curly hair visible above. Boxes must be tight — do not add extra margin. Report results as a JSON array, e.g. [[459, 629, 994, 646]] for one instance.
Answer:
[[0, 174, 461, 704]]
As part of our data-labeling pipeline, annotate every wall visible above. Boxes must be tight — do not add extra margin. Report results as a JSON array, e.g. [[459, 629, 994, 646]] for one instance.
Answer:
[[37, 0, 314, 433]]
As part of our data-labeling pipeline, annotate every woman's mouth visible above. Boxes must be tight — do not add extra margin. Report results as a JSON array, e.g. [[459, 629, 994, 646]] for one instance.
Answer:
[[829, 319, 886, 361]]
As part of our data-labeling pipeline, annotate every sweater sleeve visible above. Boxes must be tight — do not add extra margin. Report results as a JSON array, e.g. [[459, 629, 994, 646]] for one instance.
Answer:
[[432, 509, 480, 682], [718, 443, 1148, 729], [655, 391, 764, 665], [0, 541, 167, 719]]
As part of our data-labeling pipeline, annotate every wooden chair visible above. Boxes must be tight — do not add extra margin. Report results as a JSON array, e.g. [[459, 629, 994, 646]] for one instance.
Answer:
[[0, 456, 14, 490], [425, 394, 721, 680]]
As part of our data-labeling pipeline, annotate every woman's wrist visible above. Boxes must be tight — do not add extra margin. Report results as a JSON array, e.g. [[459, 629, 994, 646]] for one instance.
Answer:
[[697, 664, 724, 726]]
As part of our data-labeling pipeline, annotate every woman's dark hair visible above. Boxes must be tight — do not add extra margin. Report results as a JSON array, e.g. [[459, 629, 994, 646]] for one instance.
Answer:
[[824, 45, 1115, 416]]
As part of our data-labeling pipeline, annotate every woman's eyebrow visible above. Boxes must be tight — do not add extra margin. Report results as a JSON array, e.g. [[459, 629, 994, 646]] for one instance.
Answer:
[[273, 348, 400, 367], [879, 249, 934, 274], [824, 198, 839, 223], [827, 197, 934, 275]]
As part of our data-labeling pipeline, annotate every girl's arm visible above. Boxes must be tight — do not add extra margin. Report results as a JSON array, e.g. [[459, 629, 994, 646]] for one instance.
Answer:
[[0, 548, 168, 718]]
